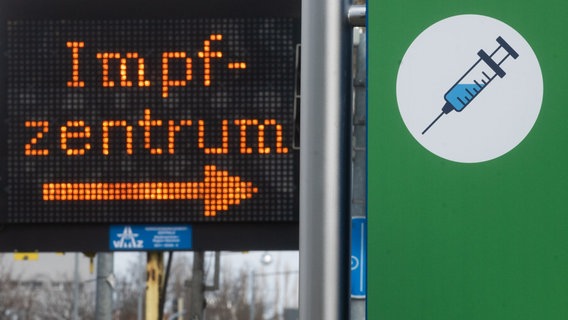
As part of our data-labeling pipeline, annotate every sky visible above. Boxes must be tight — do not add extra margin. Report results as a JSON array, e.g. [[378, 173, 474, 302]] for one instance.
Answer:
[[114, 250, 300, 311], [114, 251, 299, 278]]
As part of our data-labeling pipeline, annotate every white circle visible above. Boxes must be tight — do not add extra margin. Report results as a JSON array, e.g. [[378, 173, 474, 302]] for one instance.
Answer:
[[396, 15, 543, 163]]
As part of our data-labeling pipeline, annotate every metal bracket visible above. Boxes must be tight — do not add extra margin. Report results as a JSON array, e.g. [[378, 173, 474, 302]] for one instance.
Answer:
[[348, 5, 366, 27]]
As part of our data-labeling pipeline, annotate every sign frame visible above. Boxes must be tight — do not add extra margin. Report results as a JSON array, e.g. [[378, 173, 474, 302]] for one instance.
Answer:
[[368, 1, 568, 319], [0, 0, 301, 251]]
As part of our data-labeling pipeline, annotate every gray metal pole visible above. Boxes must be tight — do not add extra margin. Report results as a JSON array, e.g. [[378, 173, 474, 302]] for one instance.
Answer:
[[72, 252, 80, 320], [95, 253, 114, 320], [300, 0, 353, 320], [350, 27, 367, 320], [138, 252, 146, 320], [249, 270, 255, 320], [190, 251, 205, 320]]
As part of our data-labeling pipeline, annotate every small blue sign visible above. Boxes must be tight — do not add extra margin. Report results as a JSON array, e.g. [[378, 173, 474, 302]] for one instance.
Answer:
[[110, 225, 192, 250], [351, 217, 366, 298]]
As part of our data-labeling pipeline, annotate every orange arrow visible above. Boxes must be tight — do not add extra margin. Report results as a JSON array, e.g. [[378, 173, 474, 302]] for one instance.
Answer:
[[42, 165, 258, 216]]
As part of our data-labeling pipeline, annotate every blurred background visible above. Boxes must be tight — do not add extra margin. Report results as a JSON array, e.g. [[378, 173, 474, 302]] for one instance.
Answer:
[[0, 251, 299, 320]]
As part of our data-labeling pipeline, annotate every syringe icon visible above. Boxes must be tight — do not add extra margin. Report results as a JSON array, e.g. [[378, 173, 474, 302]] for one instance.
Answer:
[[422, 36, 519, 135]]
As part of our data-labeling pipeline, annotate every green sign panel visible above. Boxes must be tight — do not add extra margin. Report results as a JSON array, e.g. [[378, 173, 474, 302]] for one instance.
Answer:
[[368, 0, 568, 319]]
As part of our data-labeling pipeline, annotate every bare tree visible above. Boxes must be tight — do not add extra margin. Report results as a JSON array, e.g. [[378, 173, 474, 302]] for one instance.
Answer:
[[168, 253, 192, 318], [113, 254, 147, 320], [0, 260, 44, 319], [204, 265, 268, 320], [35, 281, 95, 320], [0, 258, 96, 320], [0, 262, 19, 316], [114, 276, 141, 320]]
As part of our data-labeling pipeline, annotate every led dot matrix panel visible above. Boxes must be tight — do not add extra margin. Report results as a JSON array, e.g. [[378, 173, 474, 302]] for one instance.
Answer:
[[0, 0, 300, 224]]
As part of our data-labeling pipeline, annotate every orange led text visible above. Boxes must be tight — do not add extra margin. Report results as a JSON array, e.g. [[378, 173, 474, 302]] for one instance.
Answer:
[[24, 110, 289, 157], [66, 34, 247, 98]]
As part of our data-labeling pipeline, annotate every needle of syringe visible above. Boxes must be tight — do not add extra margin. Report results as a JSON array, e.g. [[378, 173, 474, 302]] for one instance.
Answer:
[[422, 111, 444, 135]]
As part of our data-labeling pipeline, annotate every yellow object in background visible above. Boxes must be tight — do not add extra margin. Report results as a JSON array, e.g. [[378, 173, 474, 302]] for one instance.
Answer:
[[13, 252, 39, 261]]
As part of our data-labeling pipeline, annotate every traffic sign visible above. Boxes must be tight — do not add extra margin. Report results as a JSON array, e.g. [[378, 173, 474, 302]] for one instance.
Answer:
[[351, 217, 366, 298], [0, 0, 300, 251], [369, 1, 568, 319]]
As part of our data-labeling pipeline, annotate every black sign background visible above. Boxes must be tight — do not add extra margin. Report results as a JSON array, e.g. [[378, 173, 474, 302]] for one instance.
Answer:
[[0, 0, 300, 250]]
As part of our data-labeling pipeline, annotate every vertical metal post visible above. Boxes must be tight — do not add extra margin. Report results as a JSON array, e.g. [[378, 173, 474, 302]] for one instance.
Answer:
[[146, 252, 164, 320], [72, 252, 80, 320], [95, 253, 114, 320], [210, 252, 220, 291], [249, 270, 255, 320], [177, 297, 184, 319], [137, 252, 146, 320], [350, 27, 367, 320], [190, 251, 205, 320], [300, 0, 353, 320]]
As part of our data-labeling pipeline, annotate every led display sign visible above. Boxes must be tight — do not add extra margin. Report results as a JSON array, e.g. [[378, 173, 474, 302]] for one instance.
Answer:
[[0, 0, 300, 229]]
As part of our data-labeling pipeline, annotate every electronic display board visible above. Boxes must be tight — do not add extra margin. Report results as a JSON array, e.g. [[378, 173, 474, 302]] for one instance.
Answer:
[[0, 0, 300, 236]]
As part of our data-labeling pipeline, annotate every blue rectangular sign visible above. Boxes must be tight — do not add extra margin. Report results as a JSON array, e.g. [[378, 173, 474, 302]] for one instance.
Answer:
[[351, 217, 366, 298], [110, 225, 192, 250]]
